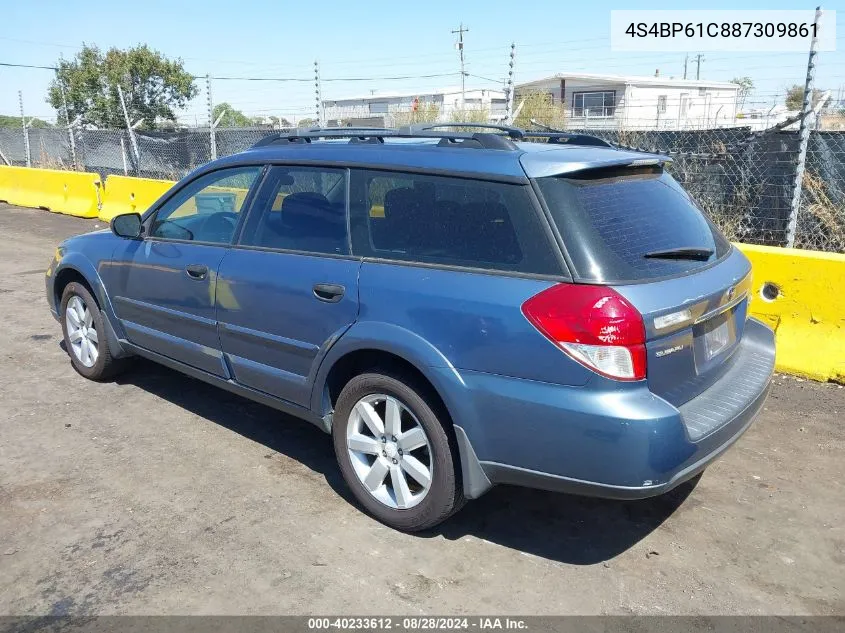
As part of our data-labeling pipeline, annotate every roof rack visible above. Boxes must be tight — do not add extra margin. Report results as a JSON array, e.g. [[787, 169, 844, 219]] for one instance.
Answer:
[[249, 127, 519, 151], [248, 125, 614, 152]]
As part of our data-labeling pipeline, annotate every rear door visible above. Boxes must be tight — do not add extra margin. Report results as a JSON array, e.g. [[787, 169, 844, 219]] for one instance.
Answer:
[[215, 165, 360, 406], [534, 165, 750, 405]]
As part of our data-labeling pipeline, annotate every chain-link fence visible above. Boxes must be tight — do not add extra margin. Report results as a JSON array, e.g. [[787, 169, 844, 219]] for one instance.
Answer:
[[0, 123, 843, 253]]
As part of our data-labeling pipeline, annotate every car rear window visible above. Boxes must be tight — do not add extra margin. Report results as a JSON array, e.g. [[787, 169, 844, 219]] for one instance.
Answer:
[[535, 166, 731, 283]]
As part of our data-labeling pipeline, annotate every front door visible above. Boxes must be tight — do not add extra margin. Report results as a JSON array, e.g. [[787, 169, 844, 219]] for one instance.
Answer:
[[216, 165, 360, 406], [107, 165, 263, 376]]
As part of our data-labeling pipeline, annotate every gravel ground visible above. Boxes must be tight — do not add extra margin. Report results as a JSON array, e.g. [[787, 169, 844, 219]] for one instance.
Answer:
[[0, 203, 843, 616]]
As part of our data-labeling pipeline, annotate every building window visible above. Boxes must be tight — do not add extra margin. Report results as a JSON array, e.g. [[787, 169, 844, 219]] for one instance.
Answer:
[[657, 95, 667, 113], [698, 87, 707, 96], [680, 93, 690, 116], [572, 91, 616, 118]]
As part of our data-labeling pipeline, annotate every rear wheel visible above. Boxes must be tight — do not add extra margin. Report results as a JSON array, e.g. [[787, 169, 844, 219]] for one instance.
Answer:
[[332, 371, 462, 531], [60, 282, 128, 381]]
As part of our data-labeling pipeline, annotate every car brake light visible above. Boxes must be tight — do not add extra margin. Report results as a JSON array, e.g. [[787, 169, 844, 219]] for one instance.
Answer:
[[521, 284, 647, 381]]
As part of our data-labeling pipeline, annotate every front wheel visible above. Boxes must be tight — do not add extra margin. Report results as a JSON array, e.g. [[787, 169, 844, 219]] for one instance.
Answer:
[[60, 282, 127, 381], [332, 371, 462, 531]]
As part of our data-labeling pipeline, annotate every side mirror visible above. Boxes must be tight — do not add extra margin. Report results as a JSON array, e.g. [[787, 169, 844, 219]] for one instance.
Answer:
[[111, 213, 143, 239]]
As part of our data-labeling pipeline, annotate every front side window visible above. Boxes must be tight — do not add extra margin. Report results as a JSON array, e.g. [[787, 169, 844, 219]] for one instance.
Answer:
[[149, 166, 262, 244], [349, 169, 560, 274], [239, 166, 349, 255]]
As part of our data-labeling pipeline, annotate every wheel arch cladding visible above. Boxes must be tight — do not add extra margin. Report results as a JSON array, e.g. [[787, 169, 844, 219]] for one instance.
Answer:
[[53, 254, 116, 320], [53, 261, 131, 359], [311, 321, 471, 425], [54, 267, 98, 313], [313, 322, 489, 497]]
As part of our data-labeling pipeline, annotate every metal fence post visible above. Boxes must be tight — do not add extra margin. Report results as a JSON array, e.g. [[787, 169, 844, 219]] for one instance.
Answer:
[[19, 91, 31, 167], [120, 136, 128, 176], [58, 76, 78, 169], [786, 5, 822, 248], [505, 43, 515, 124], [117, 85, 140, 175], [314, 61, 323, 127], [207, 74, 217, 161]]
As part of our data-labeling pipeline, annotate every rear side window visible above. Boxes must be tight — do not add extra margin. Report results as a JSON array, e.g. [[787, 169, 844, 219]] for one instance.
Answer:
[[536, 167, 731, 283], [239, 166, 349, 255], [349, 170, 560, 274]]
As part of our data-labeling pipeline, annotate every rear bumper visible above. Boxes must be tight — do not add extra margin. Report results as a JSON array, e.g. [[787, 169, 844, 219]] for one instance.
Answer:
[[451, 318, 775, 499], [479, 378, 769, 500]]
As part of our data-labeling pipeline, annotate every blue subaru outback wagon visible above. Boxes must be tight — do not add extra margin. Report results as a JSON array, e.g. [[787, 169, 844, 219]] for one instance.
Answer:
[[46, 125, 775, 531]]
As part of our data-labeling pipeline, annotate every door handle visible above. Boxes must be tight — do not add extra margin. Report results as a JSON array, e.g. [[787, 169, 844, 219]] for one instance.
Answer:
[[313, 283, 345, 303], [185, 264, 209, 280]]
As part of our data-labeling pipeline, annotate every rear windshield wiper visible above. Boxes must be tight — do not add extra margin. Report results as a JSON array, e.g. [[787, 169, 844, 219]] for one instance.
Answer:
[[643, 246, 714, 261]]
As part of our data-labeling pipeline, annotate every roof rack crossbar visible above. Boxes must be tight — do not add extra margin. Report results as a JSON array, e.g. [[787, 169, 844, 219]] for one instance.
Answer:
[[522, 131, 614, 148], [401, 122, 524, 139], [250, 127, 399, 148]]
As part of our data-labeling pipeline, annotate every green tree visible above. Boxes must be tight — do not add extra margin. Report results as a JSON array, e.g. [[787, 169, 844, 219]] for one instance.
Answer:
[[786, 84, 824, 111], [513, 91, 566, 130], [47, 44, 197, 129], [297, 117, 317, 128], [392, 100, 440, 127], [268, 115, 292, 128], [211, 103, 252, 127], [731, 77, 754, 110], [0, 115, 51, 128]]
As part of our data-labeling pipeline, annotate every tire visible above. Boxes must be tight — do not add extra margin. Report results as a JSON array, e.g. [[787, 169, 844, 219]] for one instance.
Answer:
[[332, 371, 462, 532], [60, 282, 128, 381]]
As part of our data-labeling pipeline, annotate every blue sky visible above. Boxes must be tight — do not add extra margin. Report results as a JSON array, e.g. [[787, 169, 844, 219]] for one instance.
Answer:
[[1, 0, 843, 124]]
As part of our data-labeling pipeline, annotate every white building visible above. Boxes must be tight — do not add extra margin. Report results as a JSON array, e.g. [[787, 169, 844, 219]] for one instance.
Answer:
[[322, 87, 508, 127], [516, 73, 740, 130]]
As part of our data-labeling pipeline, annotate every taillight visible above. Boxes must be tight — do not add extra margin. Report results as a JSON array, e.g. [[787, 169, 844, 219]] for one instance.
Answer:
[[521, 284, 647, 381]]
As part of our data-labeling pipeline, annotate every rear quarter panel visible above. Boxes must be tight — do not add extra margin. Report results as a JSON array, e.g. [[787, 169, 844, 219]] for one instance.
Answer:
[[352, 261, 594, 385]]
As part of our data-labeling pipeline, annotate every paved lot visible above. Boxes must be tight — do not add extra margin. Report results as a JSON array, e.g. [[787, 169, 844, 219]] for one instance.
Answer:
[[0, 203, 843, 616]]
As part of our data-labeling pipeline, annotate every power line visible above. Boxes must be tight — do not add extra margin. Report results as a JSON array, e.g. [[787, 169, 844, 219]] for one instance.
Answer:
[[1, 62, 461, 83], [0, 61, 58, 70], [203, 71, 460, 82]]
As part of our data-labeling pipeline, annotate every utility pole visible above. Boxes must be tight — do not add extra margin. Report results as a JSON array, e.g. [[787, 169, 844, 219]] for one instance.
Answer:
[[505, 43, 516, 124], [452, 23, 469, 110], [19, 91, 30, 168], [786, 5, 823, 248], [693, 54, 704, 80], [683, 54, 688, 80]]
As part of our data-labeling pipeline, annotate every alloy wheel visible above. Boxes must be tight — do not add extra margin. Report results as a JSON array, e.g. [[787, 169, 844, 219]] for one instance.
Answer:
[[345, 393, 433, 509], [65, 295, 99, 368]]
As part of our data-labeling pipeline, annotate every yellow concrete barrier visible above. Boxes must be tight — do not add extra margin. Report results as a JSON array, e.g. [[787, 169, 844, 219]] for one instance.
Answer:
[[737, 243, 845, 383], [100, 175, 175, 222], [0, 166, 100, 218], [0, 166, 15, 203]]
